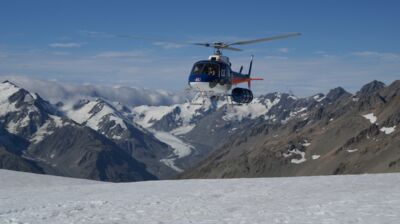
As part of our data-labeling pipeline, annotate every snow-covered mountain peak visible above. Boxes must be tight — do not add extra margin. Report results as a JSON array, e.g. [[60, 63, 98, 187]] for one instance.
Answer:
[[312, 93, 326, 102], [0, 81, 59, 137], [63, 98, 140, 140], [132, 97, 219, 132], [0, 80, 20, 95], [0, 81, 22, 116], [223, 98, 271, 122]]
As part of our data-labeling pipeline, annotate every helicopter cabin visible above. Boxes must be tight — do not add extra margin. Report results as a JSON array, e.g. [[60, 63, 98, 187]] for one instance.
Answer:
[[190, 57, 231, 81]]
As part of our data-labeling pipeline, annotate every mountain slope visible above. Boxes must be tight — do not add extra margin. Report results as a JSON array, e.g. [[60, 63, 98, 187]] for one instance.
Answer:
[[1, 79, 399, 182], [26, 125, 156, 182], [62, 98, 176, 178], [0, 81, 160, 181], [182, 80, 400, 179]]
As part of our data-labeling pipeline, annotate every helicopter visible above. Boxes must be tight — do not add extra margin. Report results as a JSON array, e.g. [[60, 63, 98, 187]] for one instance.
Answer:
[[86, 31, 300, 104], [187, 32, 301, 104]]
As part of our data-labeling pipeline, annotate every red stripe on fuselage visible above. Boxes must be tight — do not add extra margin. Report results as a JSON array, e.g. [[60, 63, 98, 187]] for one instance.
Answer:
[[231, 77, 263, 85]]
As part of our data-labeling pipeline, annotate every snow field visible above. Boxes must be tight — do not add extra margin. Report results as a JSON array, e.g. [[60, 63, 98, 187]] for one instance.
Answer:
[[1, 170, 400, 224]]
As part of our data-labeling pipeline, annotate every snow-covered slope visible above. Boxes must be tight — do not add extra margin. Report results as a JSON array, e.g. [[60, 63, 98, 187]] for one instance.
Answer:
[[130, 92, 323, 172], [0, 82, 172, 181], [61, 98, 179, 178], [63, 99, 132, 140], [1, 169, 400, 224], [0, 81, 63, 138], [132, 98, 220, 133]]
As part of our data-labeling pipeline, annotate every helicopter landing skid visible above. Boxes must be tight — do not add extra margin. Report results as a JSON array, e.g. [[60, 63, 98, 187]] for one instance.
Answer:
[[187, 91, 242, 106]]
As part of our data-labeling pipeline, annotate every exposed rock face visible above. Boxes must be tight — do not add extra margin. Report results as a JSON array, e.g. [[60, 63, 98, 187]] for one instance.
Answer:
[[0, 81, 161, 182], [357, 80, 386, 97], [27, 125, 156, 182], [1, 79, 399, 182], [181, 80, 400, 179]]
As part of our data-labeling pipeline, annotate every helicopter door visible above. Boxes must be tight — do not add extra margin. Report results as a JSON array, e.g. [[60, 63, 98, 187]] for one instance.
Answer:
[[219, 63, 229, 85], [220, 68, 226, 78], [221, 68, 227, 84]]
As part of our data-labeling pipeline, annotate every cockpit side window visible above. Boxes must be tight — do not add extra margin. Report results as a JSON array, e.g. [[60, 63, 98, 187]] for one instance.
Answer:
[[192, 63, 204, 75], [191, 62, 220, 76]]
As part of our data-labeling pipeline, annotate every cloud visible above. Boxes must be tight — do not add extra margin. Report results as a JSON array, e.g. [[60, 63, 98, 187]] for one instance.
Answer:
[[1, 46, 399, 98], [0, 76, 185, 106], [94, 50, 147, 58], [351, 51, 400, 60], [278, 48, 289, 53], [152, 42, 186, 49], [264, 56, 288, 60], [49, 43, 82, 48], [51, 51, 71, 56], [78, 30, 114, 38], [232, 52, 400, 96]]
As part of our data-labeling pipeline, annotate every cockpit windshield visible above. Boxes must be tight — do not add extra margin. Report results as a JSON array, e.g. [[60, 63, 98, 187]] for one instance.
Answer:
[[191, 62, 220, 76]]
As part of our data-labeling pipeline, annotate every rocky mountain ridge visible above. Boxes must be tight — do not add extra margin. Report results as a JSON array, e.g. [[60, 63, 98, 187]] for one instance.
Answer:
[[181, 80, 400, 179], [1, 79, 399, 182]]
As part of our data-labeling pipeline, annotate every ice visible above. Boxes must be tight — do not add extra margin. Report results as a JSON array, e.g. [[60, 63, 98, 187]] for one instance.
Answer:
[[152, 130, 194, 171], [313, 94, 326, 102], [291, 150, 306, 164], [380, 126, 396, 134], [132, 105, 175, 128], [170, 125, 195, 136], [302, 140, 311, 147], [153, 131, 193, 158], [283, 149, 307, 164], [159, 158, 183, 172], [223, 98, 271, 122], [289, 107, 308, 117], [312, 155, 320, 160], [222, 96, 281, 122], [362, 113, 377, 124], [1, 170, 400, 224]]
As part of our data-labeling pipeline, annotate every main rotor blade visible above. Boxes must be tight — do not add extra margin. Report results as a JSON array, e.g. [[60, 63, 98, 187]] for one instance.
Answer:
[[116, 34, 188, 45], [192, 43, 212, 47], [222, 46, 243, 51], [227, 32, 301, 46]]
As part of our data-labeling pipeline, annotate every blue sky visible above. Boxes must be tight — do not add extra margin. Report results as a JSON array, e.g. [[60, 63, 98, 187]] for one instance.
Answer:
[[0, 0, 399, 96]]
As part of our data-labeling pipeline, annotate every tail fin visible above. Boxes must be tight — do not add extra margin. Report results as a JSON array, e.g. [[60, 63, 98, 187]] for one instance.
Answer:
[[247, 55, 253, 89], [248, 55, 253, 76]]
